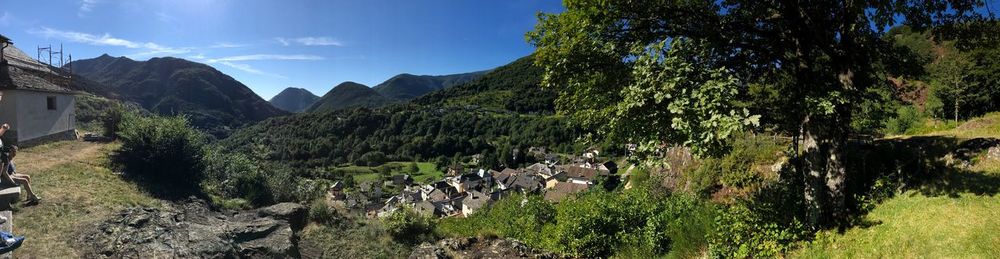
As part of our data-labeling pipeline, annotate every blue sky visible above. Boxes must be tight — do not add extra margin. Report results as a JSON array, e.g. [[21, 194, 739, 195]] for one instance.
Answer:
[[0, 0, 564, 99]]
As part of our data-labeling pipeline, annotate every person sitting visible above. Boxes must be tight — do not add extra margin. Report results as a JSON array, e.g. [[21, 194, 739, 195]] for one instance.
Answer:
[[1, 146, 38, 205]]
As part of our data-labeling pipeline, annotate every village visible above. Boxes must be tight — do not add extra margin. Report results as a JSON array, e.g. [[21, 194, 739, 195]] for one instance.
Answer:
[[326, 147, 621, 219]]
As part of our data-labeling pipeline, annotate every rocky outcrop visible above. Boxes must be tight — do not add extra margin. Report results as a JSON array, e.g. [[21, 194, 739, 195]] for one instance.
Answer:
[[81, 199, 307, 258], [409, 237, 563, 259]]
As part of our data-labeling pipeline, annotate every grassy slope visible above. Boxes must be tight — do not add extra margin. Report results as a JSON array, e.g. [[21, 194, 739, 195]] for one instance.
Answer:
[[13, 141, 161, 258], [793, 113, 1000, 258], [336, 162, 444, 184]]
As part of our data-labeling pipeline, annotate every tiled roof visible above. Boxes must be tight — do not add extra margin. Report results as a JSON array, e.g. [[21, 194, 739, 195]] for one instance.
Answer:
[[1, 45, 74, 93]]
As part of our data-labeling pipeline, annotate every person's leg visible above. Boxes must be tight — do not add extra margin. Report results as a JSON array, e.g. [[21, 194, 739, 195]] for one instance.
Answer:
[[11, 176, 37, 201]]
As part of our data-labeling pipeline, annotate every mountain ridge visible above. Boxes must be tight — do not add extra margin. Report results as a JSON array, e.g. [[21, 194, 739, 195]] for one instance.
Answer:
[[67, 54, 287, 136]]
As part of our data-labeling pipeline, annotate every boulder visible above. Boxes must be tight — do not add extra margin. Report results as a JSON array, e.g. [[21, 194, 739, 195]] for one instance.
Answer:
[[81, 199, 306, 258]]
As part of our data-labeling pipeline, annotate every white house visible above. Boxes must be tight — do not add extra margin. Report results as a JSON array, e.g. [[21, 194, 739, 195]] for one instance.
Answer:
[[0, 44, 77, 146]]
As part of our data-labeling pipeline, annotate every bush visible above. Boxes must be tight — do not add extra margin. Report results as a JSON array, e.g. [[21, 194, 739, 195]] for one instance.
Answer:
[[382, 207, 436, 244], [708, 181, 808, 258], [357, 151, 387, 166], [309, 198, 339, 225], [102, 103, 131, 139], [885, 105, 923, 135], [203, 149, 271, 205], [112, 113, 206, 196]]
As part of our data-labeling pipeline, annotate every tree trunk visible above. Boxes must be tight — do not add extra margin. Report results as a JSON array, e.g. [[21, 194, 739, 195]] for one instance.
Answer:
[[954, 97, 960, 123], [825, 134, 846, 227], [800, 116, 825, 229]]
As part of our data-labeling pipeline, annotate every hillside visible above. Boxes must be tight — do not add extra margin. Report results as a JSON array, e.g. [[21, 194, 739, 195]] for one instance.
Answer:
[[222, 104, 582, 169], [413, 55, 555, 114], [372, 71, 487, 100], [67, 54, 287, 136], [269, 87, 320, 112], [306, 82, 392, 112]]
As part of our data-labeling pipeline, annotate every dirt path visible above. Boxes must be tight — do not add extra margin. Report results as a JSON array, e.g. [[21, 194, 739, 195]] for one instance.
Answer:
[[16, 141, 108, 174]]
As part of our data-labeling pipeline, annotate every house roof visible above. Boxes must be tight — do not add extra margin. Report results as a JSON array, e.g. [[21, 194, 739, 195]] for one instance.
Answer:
[[1, 45, 74, 94], [462, 190, 489, 211], [544, 182, 590, 202]]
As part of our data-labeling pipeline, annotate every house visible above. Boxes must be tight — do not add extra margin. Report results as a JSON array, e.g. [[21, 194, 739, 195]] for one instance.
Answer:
[[460, 190, 489, 217], [448, 172, 485, 193], [413, 200, 437, 217], [0, 43, 77, 146], [391, 174, 414, 186], [524, 163, 554, 179], [543, 182, 589, 203], [327, 181, 346, 200], [509, 174, 543, 194], [544, 171, 568, 189], [544, 154, 560, 167], [494, 168, 522, 190]]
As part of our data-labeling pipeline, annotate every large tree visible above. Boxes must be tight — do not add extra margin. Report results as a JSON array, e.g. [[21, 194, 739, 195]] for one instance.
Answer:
[[529, 0, 988, 228]]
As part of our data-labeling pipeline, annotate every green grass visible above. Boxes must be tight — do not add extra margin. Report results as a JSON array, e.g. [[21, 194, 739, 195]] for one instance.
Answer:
[[923, 112, 1000, 139], [333, 162, 444, 184], [793, 113, 1000, 258], [793, 192, 1000, 258], [15, 141, 161, 258]]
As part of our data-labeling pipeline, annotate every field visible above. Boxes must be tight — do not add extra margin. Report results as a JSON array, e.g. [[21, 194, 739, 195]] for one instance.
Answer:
[[333, 161, 444, 184]]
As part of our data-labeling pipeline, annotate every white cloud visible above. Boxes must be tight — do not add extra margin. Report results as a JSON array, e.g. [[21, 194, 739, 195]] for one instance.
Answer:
[[206, 54, 324, 63], [274, 37, 342, 46], [217, 61, 286, 78], [28, 27, 190, 56], [79, 0, 100, 17], [274, 37, 290, 46], [209, 42, 247, 48]]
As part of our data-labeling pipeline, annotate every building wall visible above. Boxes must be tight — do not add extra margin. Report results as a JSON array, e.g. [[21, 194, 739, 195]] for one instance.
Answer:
[[4, 90, 75, 144], [0, 91, 19, 144]]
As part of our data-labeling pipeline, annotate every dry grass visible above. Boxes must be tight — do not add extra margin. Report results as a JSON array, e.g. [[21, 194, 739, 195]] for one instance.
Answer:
[[11, 141, 161, 258]]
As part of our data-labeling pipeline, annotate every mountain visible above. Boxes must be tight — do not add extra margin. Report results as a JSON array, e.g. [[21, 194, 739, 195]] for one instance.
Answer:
[[67, 54, 287, 136], [306, 82, 392, 112], [269, 87, 320, 112], [414, 55, 556, 114], [372, 71, 487, 100]]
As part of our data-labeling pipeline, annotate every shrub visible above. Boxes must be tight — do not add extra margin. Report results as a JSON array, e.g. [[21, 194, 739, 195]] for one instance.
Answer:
[[885, 105, 923, 135], [309, 198, 339, 225], [102, 103, 132, 139], [708, 182, 808, 258], [382, 207, 436, 244], [357, 151, 388, 166], [112, 113, 206, 196]]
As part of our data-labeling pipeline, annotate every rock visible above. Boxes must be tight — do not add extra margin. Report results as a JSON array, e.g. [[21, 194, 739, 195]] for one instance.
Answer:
[[80, 199, 304, 258], [408, 237, 562, 259], [257, 202, 308, 231]]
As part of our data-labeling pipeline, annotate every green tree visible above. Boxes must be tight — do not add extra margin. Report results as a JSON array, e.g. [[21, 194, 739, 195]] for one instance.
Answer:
[[528, 0, 987, 228], [930, 50, 976, 122]]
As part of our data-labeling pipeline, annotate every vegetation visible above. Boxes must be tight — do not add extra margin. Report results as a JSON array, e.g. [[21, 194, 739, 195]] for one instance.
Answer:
[[373, 71, 486, 100], [221, 105, 586, 171], [110, 110, 207, 198], [437, 189, 717, 258], [413, 55, 556, 114]]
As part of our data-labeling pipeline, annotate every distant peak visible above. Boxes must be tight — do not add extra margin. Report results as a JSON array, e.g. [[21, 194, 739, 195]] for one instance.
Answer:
[[335, 81, 368, 88]]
